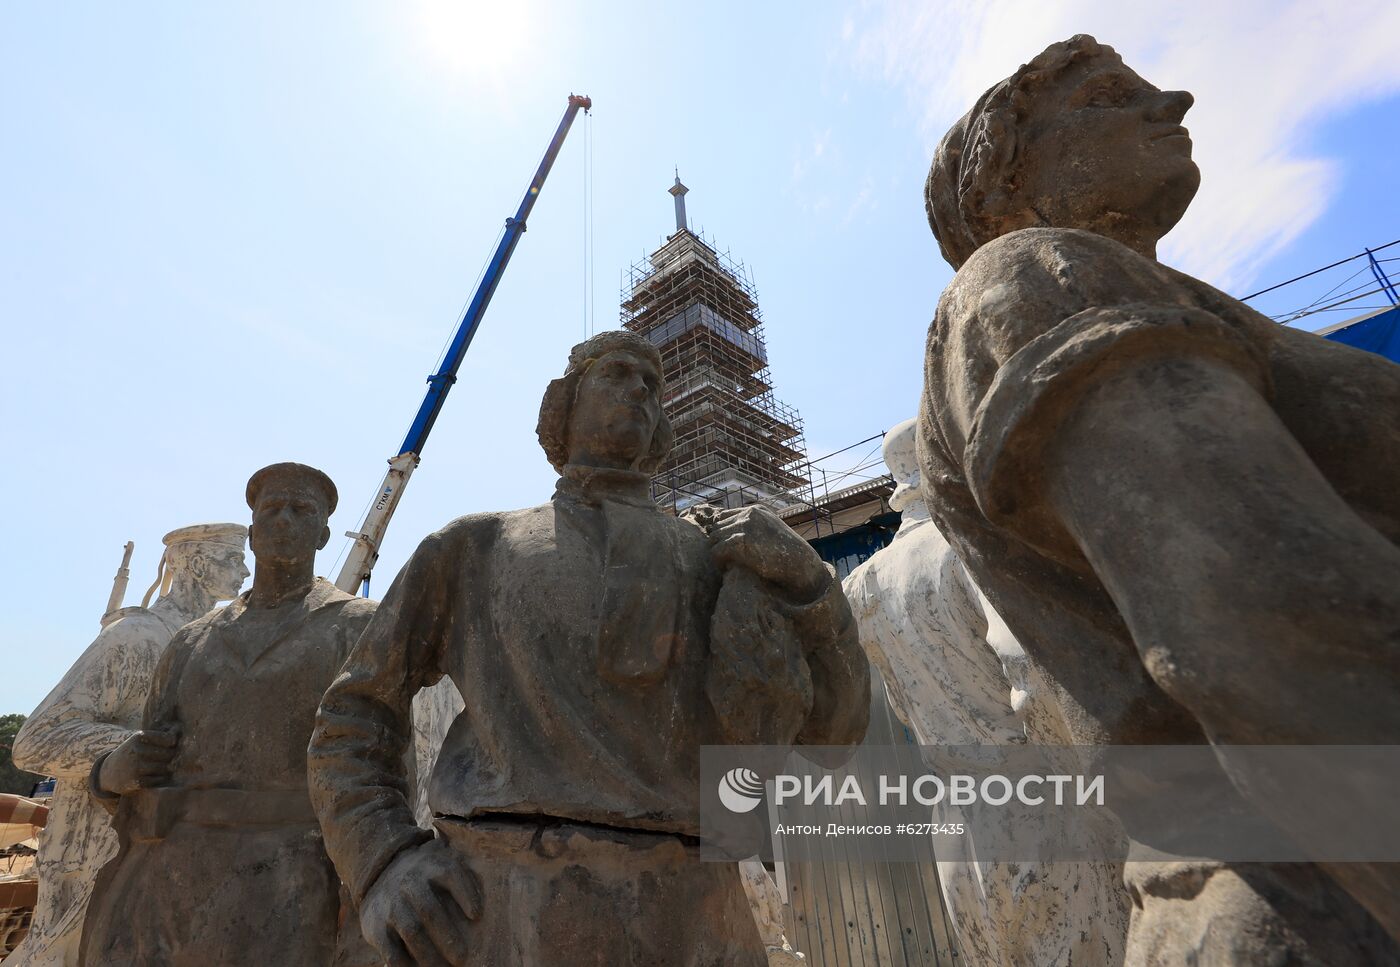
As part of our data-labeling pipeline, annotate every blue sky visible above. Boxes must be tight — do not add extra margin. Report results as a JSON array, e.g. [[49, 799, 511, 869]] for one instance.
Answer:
[[3, 1, 1398, 713]]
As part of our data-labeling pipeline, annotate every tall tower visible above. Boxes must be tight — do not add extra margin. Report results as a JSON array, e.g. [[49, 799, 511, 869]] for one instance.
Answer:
[[622, 177, 809, 511]]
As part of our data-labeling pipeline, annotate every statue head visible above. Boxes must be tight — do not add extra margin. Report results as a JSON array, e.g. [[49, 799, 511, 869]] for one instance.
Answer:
[[926, 34, 1198, 268], [883, 418, 924, 514], [537, 330, 674, 474], [144, 522, 250, 607], [245, 463, 336, 566]]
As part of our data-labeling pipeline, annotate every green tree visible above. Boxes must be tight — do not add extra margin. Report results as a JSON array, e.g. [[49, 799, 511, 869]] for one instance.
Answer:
[[0, 713, 45, 796]]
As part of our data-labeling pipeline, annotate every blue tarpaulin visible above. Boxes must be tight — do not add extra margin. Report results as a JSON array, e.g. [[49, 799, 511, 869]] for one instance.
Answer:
[[1320, 306, 1400, 364]]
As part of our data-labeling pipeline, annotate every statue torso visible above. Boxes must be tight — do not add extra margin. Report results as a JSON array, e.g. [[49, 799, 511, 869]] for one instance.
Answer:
[[427, 499, 729, 834], [155, 580, 375, 793]]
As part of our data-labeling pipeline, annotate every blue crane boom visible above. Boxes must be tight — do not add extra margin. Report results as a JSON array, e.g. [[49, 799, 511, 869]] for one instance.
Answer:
[[335, 93, 592, 594]]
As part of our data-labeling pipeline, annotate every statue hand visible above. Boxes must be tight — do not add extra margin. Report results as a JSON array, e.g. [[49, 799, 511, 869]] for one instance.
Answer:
[[361, 837, 482, 967], [97, 729, 177, 795], [710, 506, 830, 599]]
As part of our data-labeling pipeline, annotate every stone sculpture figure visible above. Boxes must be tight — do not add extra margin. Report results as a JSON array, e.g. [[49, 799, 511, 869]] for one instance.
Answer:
[[79, 464, 378, 966], [845, 418, 1130, 966], [309, 329, 870, 967], [917, 34, 1400, 964], [11, 523, 248, 967]]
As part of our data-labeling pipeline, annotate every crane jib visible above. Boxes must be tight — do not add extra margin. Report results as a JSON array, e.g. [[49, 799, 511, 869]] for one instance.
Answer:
[[334, 94, 591, 594], [398, 95, 590, 459]]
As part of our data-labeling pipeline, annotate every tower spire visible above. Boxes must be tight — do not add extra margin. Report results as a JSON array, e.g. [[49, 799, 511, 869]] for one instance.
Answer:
[[621, 195, 810, 513], [668, 171, 689, 234]]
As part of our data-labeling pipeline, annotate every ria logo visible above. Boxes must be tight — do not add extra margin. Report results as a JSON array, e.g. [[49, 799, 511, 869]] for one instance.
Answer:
[[718, 768, 765, 813]]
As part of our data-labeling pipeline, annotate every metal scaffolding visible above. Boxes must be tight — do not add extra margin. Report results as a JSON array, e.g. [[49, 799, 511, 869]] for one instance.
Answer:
[[622, 229, 811, 512]]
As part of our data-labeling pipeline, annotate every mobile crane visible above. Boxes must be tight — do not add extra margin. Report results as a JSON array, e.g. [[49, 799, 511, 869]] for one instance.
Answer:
[[334, 93, 592, 595]]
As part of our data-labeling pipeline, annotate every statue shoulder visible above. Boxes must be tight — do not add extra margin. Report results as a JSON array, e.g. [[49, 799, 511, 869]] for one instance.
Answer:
[[429, 505, 555, 565], [306, 580, 378, 619], [953, 227, 1193, 323], [333, 593, 379, 628], [100, 604, 152, 628], [48, 605, 193, 700], [93, 606, 175, 647], [426, 510, 514, 552], [843, 524, 943, 608], [357, 511, 519, 595], [932, 227, 1184, 379], [960, 226, 1145, 277]]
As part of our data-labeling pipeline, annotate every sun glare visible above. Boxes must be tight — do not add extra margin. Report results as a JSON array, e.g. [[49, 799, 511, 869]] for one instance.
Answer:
[[413, 0, 532, 81]]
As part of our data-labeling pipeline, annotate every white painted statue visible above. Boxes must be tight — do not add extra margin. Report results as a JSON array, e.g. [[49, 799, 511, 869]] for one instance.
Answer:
[[738, 859, 805, 966], [10, 524, 249, 967], [843, 419, 1130, 967]]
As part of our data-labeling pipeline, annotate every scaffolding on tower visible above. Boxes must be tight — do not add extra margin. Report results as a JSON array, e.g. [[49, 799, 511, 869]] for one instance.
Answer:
[[621, 200, 811, 513]]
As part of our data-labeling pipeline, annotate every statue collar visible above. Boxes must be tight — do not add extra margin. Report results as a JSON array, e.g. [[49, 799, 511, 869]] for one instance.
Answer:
[[554, 464, 656, 509]]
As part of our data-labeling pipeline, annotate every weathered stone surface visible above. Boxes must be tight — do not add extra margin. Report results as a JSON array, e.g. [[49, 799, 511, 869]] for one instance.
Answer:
[[310, 330, 870, 965], [918, 33, 1400, 962], [10, 523, 247, 967], [80, 465, 378, 966], [846, 418, 1130, 966]]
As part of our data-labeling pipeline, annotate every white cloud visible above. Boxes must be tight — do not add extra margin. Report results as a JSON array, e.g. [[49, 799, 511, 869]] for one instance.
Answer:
[[846, 0, 1400, 291]]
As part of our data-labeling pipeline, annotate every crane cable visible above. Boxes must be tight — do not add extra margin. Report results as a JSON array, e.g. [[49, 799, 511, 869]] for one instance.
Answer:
[[325, 219, 507, 583], [590, 110, 596, 336], [582, 109, 595, 338]]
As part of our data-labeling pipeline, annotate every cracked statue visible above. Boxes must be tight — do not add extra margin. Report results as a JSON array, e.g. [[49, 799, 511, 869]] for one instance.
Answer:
[[309, 329, 871, 966]]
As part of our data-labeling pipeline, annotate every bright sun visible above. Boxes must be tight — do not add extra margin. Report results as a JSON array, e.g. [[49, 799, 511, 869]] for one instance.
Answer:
[[413, 0, 532, 81]]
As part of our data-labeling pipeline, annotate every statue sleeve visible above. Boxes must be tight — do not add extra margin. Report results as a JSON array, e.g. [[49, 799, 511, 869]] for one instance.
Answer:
[[924, 230, 1272, 564], [706, 562, 869, 751], [791, 564, 871, 749], [963, 303, 1271, 563], [13, 618, 163, 779], [308, 530, 455, 905]]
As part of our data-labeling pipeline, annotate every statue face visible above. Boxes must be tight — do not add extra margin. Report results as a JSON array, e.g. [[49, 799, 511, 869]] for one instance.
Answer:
[[1014, 50, 1199, 242], [566, 350, 663, 470], [202, 544, 250, 600], [249, 487, 330, 566]]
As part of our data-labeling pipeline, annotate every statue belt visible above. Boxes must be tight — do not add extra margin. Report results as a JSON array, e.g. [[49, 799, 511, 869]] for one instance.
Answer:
[[125, 787, 317, 842]]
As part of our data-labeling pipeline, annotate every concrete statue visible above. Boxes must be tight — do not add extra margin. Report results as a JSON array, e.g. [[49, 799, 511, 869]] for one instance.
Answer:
[[80, 464, 378, 966], [10, 523, 248, 967], [918, 33, 1400, 964], [309, 329, 870, 966], [845, 418, 1130, 966]]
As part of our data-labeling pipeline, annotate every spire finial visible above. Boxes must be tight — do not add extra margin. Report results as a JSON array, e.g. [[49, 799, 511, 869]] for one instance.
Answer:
[[668, 171, 689, 233]]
